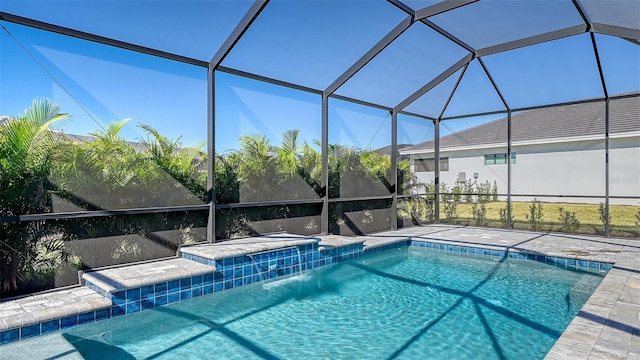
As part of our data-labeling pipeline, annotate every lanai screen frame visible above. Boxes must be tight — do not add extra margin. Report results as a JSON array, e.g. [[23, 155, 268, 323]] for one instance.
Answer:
[[0, 0, 638, 241]]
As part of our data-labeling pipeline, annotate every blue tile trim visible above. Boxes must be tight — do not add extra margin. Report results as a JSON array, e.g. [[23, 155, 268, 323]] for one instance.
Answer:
[[408, 240, 613, 273], [60, 315, 78, 330], [78, 311, 95, 325], [319, 243, 365, 265], [0, 329, 20, 344], [112, 305, 126, 317], [96, 309, 110, 321], [40, 320, 60, 334], [364, 240, 411, 256], [20, 324, 40, 339]]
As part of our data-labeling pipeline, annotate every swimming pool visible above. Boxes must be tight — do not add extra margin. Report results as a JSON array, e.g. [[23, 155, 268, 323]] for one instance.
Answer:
[[0, 244, 604, 359]]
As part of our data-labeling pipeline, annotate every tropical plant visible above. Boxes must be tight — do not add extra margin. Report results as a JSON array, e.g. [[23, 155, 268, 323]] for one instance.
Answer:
[[360, 150, 391, 187], [396, 158, 412, 195], [298, 141, 322, 185], [215, 151, 240, 204], [50, 118, 152, 209], [0, 98, 73, 294], [276, 129, 300, 176], [234, 133, 282, 201], [138, 123, 207, 201]]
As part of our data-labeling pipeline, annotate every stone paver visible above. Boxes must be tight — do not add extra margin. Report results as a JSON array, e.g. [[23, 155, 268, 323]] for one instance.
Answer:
[[180, 233, 319, 260], [318, 234, 365, 250], [0, 287, 110, 331], [82, 258, 215, 292]]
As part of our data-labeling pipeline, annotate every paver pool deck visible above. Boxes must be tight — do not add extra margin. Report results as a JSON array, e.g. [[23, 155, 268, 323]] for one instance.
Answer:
[[0, 224, 638, 359]]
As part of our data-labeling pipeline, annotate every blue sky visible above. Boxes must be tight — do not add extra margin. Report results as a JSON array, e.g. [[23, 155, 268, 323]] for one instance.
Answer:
[[1, 2, 638, 153]]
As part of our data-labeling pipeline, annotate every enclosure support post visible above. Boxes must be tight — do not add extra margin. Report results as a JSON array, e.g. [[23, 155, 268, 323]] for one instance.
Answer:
[[434, 118, 440, 224], [321, 94, 329, 235], [591, 32, 610, 238], [605, 98, 610, 237], [391, 111, 398, 230], [507, 111, 512, 229], [207, 69, 216, 243]]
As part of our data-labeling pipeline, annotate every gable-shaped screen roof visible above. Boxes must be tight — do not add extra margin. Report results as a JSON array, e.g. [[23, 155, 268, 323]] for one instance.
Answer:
[[1, 0, 638, 120]]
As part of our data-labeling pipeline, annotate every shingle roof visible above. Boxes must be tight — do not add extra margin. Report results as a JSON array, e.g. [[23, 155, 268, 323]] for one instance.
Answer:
[[374, 144, 412, 156], [401, 96, 639, 153]]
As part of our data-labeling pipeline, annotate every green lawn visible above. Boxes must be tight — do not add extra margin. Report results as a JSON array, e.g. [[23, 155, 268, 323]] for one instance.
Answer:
[[424, 200, 640, 238]]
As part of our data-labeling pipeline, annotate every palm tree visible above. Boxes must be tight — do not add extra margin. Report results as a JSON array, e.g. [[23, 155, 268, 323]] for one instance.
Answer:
[[0, 98, 70, 294], [138, 123, 207, 201], [234, 133, 281, 201], [277, 129, 300, 176], [0, 98, 70, 214]]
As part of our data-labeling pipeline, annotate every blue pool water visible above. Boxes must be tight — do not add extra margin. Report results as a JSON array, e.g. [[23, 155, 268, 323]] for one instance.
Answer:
[[1, 246, 604, 359]]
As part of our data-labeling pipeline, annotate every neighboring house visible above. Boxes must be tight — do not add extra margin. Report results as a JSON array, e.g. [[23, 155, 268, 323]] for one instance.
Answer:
[[400, 97, 640, 205], [374, 144, 412, 157]]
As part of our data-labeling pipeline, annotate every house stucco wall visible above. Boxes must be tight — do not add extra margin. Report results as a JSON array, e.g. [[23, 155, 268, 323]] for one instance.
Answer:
[[409, 136, 639, 205]]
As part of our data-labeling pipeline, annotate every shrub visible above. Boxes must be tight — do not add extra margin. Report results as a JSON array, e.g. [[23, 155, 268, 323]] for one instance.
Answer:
[[397, 197, 434, 224], [598, 202, 610, 228], [472, 203, 487, 226], [558, 207, 580, 233], [475, 181, 491, 203], [526, 199, 544, 231], [492, 181, 498, 202], [452, 185, 462, 202], [499, 204, 513, 228], [443, 202, 458, 222], [463, 181, 474, 202]]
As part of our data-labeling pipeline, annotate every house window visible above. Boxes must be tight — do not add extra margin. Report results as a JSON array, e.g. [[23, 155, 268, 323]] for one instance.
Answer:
[[484, 153, 516, 165], [415, 157, 449, 172]]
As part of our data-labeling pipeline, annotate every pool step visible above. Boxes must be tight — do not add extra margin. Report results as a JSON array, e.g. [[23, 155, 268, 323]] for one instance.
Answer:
[[180, 234, 321, 287], [82, 258, 217, 316], [0, 287, 111, 344], [180, 233, 320, 265]]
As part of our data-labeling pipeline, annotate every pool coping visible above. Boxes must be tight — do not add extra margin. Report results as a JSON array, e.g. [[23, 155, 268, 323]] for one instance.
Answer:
[[0, 225, 638, 358]]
